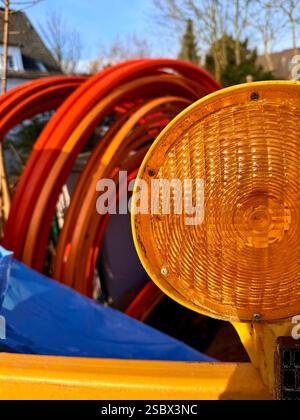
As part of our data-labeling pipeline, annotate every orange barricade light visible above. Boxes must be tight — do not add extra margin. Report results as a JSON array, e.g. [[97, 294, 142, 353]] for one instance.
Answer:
[[132, 82, 300, 395]]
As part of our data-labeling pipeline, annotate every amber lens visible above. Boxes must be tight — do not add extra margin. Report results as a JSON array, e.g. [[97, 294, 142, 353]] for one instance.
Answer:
[[132, 82, 300, 322]]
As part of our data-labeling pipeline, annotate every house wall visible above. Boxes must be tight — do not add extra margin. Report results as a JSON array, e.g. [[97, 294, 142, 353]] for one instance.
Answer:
[[7, 77, 31, 90], [0, 45, 24, 72], [257, 48, 300, 80], [0, 44, 30, 90]]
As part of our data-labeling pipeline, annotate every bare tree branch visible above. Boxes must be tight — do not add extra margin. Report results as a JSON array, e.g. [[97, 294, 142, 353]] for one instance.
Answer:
[[151, 0, 231, 80], [251, 0, 283, 71], [39, 10, 82, 74], [89, 34, 152, 73], [276, 0, 300, 53]]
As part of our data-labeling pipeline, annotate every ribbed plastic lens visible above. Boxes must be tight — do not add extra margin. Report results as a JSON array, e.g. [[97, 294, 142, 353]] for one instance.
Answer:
[[132, 83, 300, 322]]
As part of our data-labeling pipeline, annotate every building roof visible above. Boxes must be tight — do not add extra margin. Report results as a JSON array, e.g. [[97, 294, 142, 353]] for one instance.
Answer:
[[0, 7, 62, 74], [6, 69, 56, 80], [257, 48, 300, 79]]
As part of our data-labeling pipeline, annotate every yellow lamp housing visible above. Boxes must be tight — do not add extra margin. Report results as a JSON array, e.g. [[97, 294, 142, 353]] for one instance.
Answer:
[[131, 81, 300, 396]]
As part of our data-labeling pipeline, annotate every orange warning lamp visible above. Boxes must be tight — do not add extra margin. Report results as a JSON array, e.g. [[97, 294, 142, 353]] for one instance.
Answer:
[[132, 82, 300, 393]]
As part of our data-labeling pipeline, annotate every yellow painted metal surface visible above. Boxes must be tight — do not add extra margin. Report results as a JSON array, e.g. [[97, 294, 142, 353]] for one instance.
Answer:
[[0, 354, 271, 400], [233, 319, 291, 393]]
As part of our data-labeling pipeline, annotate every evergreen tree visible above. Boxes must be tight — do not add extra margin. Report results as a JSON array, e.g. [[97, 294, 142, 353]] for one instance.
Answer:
[[205, 35, 274, 87], [178, 19, 200, 65]]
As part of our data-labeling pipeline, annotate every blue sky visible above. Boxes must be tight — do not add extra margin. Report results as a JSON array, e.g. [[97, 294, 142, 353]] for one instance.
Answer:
[[25, 0, 167, 61], [17, 0, 294, 65]]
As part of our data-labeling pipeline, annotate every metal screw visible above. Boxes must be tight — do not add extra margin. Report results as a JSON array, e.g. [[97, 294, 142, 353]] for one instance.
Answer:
[[251, 92, 260, 101], [253, 313, 261, 323], [161, 267, 169, 277]]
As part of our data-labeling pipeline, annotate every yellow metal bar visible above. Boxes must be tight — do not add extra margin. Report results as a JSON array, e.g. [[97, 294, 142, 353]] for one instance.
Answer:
[[0, 354, 271, 400]]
